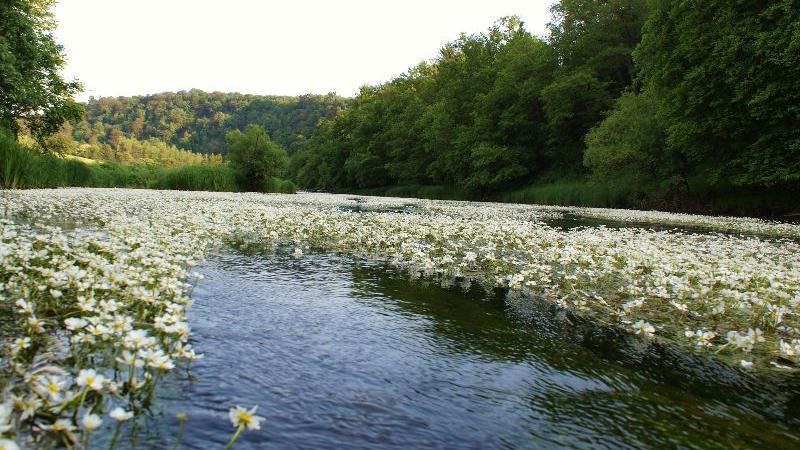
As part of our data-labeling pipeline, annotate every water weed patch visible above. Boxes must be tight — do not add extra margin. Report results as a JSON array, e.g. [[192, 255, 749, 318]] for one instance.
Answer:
[[1, 188, 799, 447]]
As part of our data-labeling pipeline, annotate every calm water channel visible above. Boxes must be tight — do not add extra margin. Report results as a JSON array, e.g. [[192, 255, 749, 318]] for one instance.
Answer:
[[130, 250, 800, 449]]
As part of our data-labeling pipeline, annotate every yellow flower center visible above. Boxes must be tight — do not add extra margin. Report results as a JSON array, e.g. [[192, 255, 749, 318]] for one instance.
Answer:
[[237, 411, 252, 424]]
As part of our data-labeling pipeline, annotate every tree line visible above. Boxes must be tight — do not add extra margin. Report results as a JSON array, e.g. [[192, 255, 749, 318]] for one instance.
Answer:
[[73, 90, 349, 155], [290, 0, 799, 214]]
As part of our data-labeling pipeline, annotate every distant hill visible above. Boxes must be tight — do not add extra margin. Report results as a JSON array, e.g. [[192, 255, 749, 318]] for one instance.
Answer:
[[71, 89, 349, 154]]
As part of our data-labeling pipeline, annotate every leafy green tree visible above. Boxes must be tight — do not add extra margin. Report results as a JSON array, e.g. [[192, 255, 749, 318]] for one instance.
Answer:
[[636, 0, 800, 188], [226, 124, 288, 191], [464, 144, 529, 195], [584, 91, 688, 193], [541, 0, 648, 175], [541, 70, 613, 173], [0, 0, 83, 139], [548, 0, 649, 92]]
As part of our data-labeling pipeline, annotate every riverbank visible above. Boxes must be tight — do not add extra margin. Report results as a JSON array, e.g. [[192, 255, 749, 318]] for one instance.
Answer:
[[0, 132, 296, 193], [351, 180, 800, 219]]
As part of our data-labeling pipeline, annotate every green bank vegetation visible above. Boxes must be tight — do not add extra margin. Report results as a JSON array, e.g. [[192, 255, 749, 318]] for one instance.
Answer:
[[0, 128, 234, 190], [289, 0, 800, 216], [1, 128, 296, 193]]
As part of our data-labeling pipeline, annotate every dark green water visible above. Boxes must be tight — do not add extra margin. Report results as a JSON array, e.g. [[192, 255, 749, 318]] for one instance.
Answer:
[[136, 250, 800, 449]]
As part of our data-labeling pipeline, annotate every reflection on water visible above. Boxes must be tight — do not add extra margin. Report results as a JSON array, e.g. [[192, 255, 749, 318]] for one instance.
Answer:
[[133, 251, 799, 449]]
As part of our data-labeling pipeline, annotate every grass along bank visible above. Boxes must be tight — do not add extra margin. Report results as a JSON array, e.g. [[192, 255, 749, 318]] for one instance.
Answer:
[[0, 130, 296, 193]]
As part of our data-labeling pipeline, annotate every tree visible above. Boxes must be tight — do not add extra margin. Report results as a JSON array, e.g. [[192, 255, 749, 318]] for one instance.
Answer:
[[636, 0, 800, 188], [541, 70, 613, 173], [464, 144, 529, 195], [226, 124, 288, 191], [0, 0, 83, 139], [548, 0, 649, 93], [584, 91, 687, 195]]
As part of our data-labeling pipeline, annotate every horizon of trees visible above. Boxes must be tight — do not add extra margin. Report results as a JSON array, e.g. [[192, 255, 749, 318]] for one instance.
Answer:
[[71, 90, 349, 156]]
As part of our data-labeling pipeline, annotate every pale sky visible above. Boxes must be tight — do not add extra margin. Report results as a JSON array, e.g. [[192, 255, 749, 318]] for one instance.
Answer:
[[53, 0, 556, 101]]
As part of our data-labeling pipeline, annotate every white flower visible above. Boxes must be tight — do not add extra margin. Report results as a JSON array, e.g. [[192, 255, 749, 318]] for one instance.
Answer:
[[229, 405, 265, 431], [464, 251, 477, 263], [14, 299, 33, 315], [76, 369, 105, 391], [41, 418, 76, 433], [27, 316, 45, 333], [109, 407, 134, 422], [19, 396, 41, 420], [34, 375, 67, 403], [116, 350, 144, 368], [81, 413, 102, 432], [740, 360, 753, 369], [11, 337, 31, 353], [632, 320, 655, 337], [64, 317, 88, 331]]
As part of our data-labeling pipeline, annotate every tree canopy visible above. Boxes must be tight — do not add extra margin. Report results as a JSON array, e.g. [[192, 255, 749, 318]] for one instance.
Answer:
[[226, 124, 289, 192], [0, 0, 82, 139], [72, 90, 348, 155]]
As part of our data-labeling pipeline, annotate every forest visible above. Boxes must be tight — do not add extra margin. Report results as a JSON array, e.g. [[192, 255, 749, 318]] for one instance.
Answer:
[[287, 0, 800, 215], [73, 90, 348, 154]]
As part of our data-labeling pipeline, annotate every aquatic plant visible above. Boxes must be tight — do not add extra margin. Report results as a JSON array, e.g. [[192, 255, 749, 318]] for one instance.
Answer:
[[1, 188, 799, 447]]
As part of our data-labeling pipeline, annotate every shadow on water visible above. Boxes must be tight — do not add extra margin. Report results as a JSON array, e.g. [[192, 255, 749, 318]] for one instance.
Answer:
[[130, 250, 799, 450]]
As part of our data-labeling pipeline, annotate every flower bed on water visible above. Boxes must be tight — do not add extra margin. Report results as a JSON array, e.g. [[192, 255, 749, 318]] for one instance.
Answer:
[[1, 188, 799, 447]]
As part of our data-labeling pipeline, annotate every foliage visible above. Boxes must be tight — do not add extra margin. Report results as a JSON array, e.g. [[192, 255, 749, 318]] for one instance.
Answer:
[[500, 180, 629, 208], [0, 132, 295, 192], [226, 124, 289, 191], [0, 0, 83, 141], [291, 0, 800, 216], [635, 0, 800, 188], [155, 164, 238, 192], [73, 90, 348, 155], [291, 6, 650, 196], [74, 136, 222, 167], [292, 17, 569, 193], [584, 91, 682, 194]]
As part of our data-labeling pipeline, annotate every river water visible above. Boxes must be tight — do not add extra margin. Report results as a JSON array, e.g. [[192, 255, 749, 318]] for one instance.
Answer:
[[132, 250, 800, 449]]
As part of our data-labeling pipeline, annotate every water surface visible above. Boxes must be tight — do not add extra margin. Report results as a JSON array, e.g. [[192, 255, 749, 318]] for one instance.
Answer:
[[137, 251, 800, 449]]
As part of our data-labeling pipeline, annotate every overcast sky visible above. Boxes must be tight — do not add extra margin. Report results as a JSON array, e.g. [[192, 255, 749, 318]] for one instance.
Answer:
[[53, 0, 556, 100]]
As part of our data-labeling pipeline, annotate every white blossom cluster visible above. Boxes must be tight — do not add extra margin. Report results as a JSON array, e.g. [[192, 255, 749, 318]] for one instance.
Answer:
[[1, 188, 799, 446], [553, 204, 800, 238], [0, 201, 205, 448]]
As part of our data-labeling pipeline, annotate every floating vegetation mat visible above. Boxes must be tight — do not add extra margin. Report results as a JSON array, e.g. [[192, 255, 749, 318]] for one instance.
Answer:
[[0, 188, 798, 448]]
